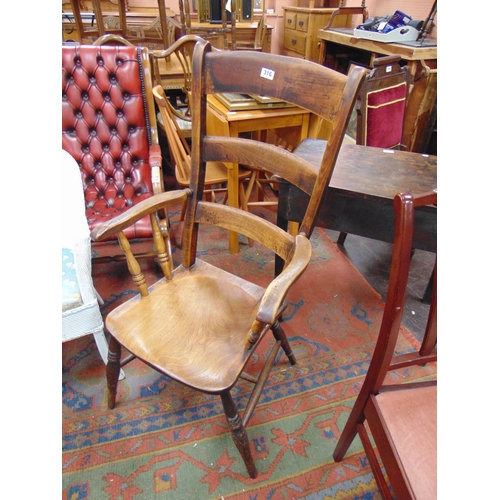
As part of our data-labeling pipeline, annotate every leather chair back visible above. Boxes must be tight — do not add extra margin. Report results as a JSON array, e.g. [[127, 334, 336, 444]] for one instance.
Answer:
[[62, 44, 162, 239]]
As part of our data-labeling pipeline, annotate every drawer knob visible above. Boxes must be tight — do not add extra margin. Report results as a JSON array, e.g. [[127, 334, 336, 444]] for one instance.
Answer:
[[287, 19, 292, 24], [292, 39, 297, 45], [298, 21, 304, 27]]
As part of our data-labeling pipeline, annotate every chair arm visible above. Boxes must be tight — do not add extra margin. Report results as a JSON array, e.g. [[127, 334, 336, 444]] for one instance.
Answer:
[[256, 234, 312, 325], [91, 189, 190, 242], [149, 144, 163, 195]]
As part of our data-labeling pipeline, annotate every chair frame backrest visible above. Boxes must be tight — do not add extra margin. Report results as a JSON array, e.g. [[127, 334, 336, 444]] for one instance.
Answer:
[[356, 55, 411, 149], [372, 191, 437, 385], [324, 4, 368, 30], [186, 40, 366, 268], [153, 85, 192, 186], [333, 190, 437, 462], [179, 0, 236, 50], [150, 34, 207, 123]]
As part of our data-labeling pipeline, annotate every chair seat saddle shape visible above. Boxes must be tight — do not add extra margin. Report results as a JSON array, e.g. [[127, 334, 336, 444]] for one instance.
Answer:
[[62, 42, 169, 260], [332, 190, 437, 499], [93, 40, 366, 479]]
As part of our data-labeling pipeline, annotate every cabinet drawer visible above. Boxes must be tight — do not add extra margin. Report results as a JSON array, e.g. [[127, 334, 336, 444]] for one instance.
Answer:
[[296, 13, 309, 32], [283, 30, 307, 56], [284, 11, 297, 30]]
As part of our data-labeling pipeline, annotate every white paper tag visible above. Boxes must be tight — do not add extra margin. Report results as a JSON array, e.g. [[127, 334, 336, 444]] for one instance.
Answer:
[[260, 67, 275, 80]]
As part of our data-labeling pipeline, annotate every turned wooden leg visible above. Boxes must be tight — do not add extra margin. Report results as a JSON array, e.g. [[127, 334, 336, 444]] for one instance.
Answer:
[[106, 335, 122, 410], [220, 391, 258, 479], [271, 320, 297, 366]]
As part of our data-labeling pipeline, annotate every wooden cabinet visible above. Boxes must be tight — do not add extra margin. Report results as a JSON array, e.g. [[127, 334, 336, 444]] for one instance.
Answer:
[[282, 7, 335, 62]]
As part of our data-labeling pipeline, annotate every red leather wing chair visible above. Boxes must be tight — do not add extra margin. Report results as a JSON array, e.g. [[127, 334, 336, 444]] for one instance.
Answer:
[[62, 43, 170, 260]]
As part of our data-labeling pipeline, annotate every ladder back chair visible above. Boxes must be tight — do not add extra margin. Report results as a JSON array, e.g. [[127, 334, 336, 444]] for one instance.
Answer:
[[92, 40, 365, 478], [62, 42, 171, 262], [333, 190, 437, 499]]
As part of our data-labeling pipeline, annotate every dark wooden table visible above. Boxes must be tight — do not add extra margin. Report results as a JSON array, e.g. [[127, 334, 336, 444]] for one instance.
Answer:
[[276, 140, 437, 274]]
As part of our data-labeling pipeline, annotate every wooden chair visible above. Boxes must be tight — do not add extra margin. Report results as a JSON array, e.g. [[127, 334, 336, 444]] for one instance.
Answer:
[[150, 35, 207, 135], [62, 41, 171, 262], [179, 0, 236, 49], [66, 0, 174, 48], [91, 33, 135, 46], [93, 40, 365, 478], [337, 55, 411, 246], [152, 84, 253, 219], [333, 190, 437, 499], [234, 14, 268, 51], [323, 4, 369, 31]]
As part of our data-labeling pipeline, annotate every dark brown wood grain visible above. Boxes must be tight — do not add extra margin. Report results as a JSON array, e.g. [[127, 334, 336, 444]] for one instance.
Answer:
[[276, 140, 437, 275]]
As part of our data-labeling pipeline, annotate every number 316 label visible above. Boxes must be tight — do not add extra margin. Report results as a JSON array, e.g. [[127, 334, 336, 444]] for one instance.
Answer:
[[260, 67, 275, 80]]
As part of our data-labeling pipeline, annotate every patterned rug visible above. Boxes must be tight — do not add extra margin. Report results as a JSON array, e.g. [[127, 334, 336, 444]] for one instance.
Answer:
[[62, 203, 435, 500]]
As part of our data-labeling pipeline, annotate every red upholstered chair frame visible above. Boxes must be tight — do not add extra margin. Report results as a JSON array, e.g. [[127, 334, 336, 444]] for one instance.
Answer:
[[333, 190, 437, 499], [356, 55, 410, 150], [62, 43, 167, 259], [337, 56, 411, 247]]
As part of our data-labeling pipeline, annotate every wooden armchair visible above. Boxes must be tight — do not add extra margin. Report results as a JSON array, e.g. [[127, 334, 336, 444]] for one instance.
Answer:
[[93, 40, 365, 478], [62, 42, 171, 261], [333, 190, 437, 499]]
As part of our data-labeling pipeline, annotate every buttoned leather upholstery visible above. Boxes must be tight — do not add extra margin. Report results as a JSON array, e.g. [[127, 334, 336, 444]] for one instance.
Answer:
[[62, 44, 162, 241]]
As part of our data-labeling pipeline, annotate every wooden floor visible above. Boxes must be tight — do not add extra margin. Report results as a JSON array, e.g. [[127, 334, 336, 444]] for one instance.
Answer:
[[324, 228, 434, 343]]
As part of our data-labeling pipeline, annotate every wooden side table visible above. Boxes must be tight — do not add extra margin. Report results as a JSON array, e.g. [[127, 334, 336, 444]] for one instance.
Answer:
[[207, 95, 311, 253]]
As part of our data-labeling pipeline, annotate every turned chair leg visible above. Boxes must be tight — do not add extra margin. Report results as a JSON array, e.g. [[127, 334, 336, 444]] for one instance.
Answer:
[[220, 391, 258, 479], [271, 320, 297, 365], [106, 335, 122, 410]]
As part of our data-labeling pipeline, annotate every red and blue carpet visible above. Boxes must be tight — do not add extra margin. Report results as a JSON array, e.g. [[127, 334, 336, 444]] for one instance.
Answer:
[[62, 204, 435, 500]]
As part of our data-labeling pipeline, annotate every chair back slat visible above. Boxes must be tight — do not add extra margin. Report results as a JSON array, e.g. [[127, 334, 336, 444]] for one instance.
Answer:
[[187, 42, 366, 261]]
